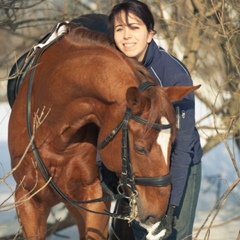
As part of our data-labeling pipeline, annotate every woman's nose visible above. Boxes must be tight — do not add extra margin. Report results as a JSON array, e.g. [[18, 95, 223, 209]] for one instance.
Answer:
[[123, 28, 131, 39]]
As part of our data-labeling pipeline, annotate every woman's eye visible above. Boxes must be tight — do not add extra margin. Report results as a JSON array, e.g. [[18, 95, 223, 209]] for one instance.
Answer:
[[115, 28, 122, 32], [134, 145, 149, 155], [131, 26, 139, 30]]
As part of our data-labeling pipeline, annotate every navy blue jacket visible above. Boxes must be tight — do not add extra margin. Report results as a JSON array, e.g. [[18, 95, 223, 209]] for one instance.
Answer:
[[143, 40, 202, 206]]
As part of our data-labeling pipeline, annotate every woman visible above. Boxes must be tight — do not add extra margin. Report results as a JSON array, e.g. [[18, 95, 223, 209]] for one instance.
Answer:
[[108, 1, 202, 239]]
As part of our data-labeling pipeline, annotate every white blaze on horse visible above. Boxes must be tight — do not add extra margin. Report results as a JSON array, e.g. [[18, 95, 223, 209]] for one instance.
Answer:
[[8, 21, 200, 240]]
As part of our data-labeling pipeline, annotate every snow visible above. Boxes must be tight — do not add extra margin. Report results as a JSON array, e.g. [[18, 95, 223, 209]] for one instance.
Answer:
[[0, 101, 239, 239]]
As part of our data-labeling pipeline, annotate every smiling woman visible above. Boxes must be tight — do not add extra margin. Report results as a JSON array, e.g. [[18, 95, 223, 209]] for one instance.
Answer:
[[108, 1, 202, 240]]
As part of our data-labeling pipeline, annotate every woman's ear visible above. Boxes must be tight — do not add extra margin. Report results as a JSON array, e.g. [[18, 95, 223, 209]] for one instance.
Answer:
[[147, 30, 155, 44]]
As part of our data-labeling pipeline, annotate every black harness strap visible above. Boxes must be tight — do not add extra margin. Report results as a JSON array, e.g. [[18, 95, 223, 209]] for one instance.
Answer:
[[135, 174, 172, 187], [121, 108, 137, 195], [97, 121, 124, 150], [131, 115, 172, 131]]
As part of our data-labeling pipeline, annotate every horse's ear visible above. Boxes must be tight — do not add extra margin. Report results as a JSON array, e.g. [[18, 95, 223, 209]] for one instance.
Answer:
[[126, 87, 142, 111], [164, 85, 201, 103]]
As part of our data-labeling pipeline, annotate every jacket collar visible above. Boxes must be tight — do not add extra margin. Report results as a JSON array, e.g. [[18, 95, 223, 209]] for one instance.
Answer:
[[142, 40, 159, 67]]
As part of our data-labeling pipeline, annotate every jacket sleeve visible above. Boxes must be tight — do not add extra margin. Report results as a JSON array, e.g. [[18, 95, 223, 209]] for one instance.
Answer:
[[170, 97, 196, 206]]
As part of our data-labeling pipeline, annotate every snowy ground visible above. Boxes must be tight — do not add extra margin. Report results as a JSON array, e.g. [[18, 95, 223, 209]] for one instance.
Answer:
[[0, 101, 239, 239]]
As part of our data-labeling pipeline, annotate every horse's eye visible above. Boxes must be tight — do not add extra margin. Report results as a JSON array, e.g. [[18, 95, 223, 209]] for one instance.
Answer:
[[134, 145, 149, 156]]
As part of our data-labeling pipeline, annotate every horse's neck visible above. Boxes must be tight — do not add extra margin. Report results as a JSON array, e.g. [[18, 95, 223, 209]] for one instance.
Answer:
[[42, 38, 137, 128]]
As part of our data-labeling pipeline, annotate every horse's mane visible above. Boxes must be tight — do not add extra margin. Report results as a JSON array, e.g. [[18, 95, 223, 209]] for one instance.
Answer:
[[59, 22, 112, 47], [58, 22, 176, 133]]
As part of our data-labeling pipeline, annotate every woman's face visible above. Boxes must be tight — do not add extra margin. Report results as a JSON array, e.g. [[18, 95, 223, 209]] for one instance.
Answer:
[[114, 11, 154, 62]]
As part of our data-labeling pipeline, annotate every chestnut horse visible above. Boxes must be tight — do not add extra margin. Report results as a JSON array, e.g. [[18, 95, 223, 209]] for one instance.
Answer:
[[8, 23, 199, 240]]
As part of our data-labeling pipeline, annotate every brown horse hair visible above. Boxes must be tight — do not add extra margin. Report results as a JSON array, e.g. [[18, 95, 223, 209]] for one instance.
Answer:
[[58, 22, 112, 46], [57, 22, 176, 138]]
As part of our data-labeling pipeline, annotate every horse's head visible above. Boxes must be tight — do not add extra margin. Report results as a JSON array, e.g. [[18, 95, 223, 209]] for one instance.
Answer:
[[125, 83, 200, 225]]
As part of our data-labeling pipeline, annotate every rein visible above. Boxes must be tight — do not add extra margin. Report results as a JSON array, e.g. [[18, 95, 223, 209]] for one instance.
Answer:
[[26, 43, 172, 219]]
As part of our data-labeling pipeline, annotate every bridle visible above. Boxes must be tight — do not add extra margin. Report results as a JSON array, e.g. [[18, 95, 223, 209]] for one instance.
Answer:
[[98, 82, 172, 202], [26, 41, 172, 219]]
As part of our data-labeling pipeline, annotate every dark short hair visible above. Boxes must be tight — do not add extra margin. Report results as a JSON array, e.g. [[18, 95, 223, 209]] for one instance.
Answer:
[[108, 0, 155, 41]]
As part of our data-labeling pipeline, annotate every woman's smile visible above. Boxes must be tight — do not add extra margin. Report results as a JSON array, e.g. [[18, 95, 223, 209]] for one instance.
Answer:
[[123, 42, 136, 49]]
